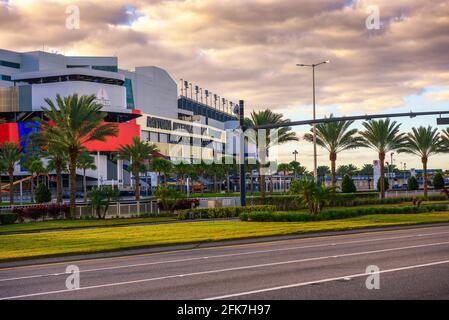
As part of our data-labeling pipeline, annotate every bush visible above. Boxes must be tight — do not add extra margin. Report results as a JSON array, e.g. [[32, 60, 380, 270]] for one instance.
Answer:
[[408, 176, 419, 191], [35, 183, 51, 204], [341, 175, 357, 193], [178, 205, 276, 220], [47, 203, 70, 219], [433, 173, 445, 190], [240, 204, 448, 222], [0, 213, 19, 225], [173, 199, 200, 211], [377, 177, 390, 192]]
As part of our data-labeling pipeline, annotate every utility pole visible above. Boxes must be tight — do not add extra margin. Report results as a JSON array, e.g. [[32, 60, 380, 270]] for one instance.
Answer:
[[293, 150, 298, 162], [239, 100, 246, 207]]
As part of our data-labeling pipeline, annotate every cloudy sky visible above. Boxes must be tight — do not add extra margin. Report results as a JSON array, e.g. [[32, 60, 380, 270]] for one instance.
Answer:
[[1, 0, 449, 170]]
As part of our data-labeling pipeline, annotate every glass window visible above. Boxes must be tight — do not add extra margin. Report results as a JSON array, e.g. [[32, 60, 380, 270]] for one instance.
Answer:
[[0, 60, 20, 69], [92, 65, 118, 72], [0, 75, 12, 81], [124, 78, 135, 109]]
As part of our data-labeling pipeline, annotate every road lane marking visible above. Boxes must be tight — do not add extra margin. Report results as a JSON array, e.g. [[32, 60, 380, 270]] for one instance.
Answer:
[[2, 224, 448, 272], [204, 259, 449, 300], [1, 240, 449, 300], [2, 230, 449, 282]]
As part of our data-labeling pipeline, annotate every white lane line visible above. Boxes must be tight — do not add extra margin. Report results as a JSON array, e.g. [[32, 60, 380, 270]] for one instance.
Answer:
[[2, 230, 449, 283], [1, 240, 449, 300], [204, 259, 449, 300]]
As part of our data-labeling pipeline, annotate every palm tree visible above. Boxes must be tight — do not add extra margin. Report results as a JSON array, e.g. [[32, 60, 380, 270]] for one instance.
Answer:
[[304, 116, 363, 186], [150, 158, 172, 186], [40, 94, 118, 217], [174, 162, 191, 193], [117, 137, 159, 201], [45, 144, 67, 204], [22, 156, 45, 203], [0, 161, 6, 204], [289, 161, 308, 179], [398, 126, 444, 197], [359, 119, 406, 199], [245, 109, 298, 199], [442, 128, 449, 150], [336, 164, 359, 178], [0, 142, 22, 204], [77, 152, 97, 203], [359, 163, 374, 190], [317, 165, 331, 183]]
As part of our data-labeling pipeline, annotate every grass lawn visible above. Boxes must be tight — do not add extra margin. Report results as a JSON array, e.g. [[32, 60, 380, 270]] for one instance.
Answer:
[[1, 212, 449, 261], [0, 217, 176, 234]]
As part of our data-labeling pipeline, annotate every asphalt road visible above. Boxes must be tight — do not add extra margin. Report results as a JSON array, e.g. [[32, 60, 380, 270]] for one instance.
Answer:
[[1, 225, 449, 300]]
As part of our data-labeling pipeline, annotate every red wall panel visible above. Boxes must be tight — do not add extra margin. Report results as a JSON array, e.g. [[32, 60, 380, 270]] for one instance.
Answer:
[[84, 120, 141, 152], [0, 123, 20, 144]]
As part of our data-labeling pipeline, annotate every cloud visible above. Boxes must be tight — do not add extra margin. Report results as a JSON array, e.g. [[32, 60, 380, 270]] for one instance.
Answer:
[[1, 0, 449, 116]]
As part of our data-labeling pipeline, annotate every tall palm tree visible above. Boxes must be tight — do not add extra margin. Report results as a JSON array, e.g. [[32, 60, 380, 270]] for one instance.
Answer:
[[0, 142, 22, 204], [174, 162, 191, 193], [245, 109, 298, 199], [317, 165, 331, 183], [117, 137, 159, 201], [150, 158, 172, 186], [336, 164, 359, 178], [77, 152, 97, 203], [40, 94, 118, 217], [398, 126, 444, 197], [304, 117, 363, 186], [359, 119, 406, 199]]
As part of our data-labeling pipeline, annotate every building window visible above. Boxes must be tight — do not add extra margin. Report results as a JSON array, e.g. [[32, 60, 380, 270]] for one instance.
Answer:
[[149, 131, 159, 142], [92, 65, 118, 72], [0, 75, 12, 81], [0, 60, 20, 69], [124, 78, 135, 109]]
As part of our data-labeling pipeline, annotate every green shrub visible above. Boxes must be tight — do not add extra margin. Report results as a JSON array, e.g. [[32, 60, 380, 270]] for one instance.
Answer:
[[377, 177, 390, 192], [0, 213, 19, 225], [407, 176, 419, 191], [341, 175, 357, 193], [240, 204, 448, 222], [433, 173, 445, 190], [35, 183, 51, 203], [178, 205, 276, 220]]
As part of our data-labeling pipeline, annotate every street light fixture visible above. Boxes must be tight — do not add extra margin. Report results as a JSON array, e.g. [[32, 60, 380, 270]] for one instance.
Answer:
[[296, 60, 330, 180], [292, 150, 299, 162]]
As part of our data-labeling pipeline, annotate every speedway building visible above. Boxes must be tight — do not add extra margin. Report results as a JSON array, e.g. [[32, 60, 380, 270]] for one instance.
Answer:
[[0, 48, 238, 192]]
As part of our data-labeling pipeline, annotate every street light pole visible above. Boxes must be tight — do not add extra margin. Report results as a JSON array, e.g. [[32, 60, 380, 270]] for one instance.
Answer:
[[297, 60, 330, 181], [293, 150, 298, 162]]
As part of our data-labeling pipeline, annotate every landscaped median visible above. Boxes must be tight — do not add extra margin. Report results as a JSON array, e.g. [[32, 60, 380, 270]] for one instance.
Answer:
[[1, 210, 449, 262]]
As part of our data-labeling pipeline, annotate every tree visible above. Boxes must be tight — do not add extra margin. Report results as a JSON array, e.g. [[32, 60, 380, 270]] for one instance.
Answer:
[[289, 161, 308, 179], [150, 158, 172, 187], [277, 163, 291, 175], [336, 164, 359, 178], [35, 183, 51, 203], [88, 186, 119, 219], [0, 161, 5, 204], [433, 172, 445, 190], [40, 94, 118, 217], [441, 128, 449, 150], [360, 119, 406, 199], [341, 175, 357, 193], [377, 177, 389, 192], [317, 166, 330, 180], [22, 156, 45, 203], [398, 126, 444, 197], [45, 144, 67, 204], [359, 163, 374, 190], [77, 152, 97, 203], [117, 137, 159, 201], [245, 110, 298, 199], [0, 142, 22, 204], [407, 176, 419, 191], [289, 178, 335, 215], [174, 162, 191, 193], [304, 116, 363, 186]]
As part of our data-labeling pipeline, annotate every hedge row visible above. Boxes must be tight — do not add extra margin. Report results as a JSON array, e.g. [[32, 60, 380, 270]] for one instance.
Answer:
[[177, 205, 276, 220], [248, 194, 448, 210], [0, 213, 19, 225], [239, 204, 448, 222], [12, 204, 70, 221]]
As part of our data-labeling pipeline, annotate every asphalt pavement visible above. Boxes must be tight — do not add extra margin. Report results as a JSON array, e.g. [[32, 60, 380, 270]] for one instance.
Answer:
[[1, 224, 449, 300]]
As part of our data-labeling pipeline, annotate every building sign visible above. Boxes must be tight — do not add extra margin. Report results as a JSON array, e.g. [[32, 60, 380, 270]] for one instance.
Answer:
[[147, 116, 172, 131], [95, 88, 112, 107]]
